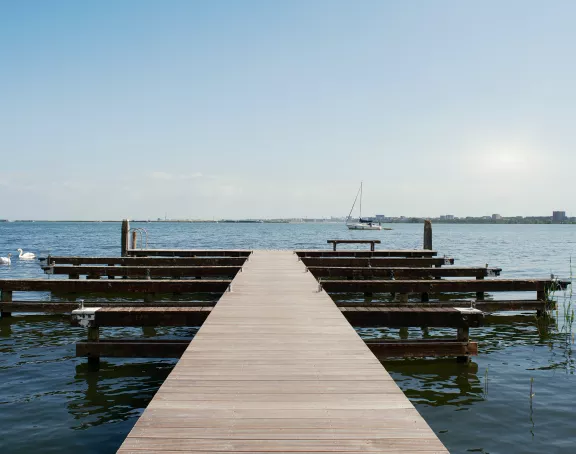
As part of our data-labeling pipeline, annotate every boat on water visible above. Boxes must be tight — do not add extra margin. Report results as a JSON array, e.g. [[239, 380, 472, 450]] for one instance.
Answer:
[[346, 182, 382, 230]]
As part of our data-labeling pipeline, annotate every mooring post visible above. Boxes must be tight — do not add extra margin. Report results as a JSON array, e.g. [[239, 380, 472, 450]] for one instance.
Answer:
[[536, 289, 547, 318], [121, 219, 130, 257], [1, 290, 13, 318], [476, 275, 485, 300], [423, 219, 432, 250], [87, 326, 100, 367], [456, 325, 471, 363], [132, 230, 138, 251]]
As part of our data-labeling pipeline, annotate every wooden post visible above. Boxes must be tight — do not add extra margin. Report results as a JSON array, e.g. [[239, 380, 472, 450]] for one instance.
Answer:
[[1, 290, 13, 317], [132, 230, 138, 250], [87, 326, 100, 367], [121, 219, 130, 257], [423, 220, 432, 250], [333, 242, 337, 251], [476, 275, 485, 300], [370, 242, 375, 252], [456, 326, 470, 363], [536, 290, 546, 318]]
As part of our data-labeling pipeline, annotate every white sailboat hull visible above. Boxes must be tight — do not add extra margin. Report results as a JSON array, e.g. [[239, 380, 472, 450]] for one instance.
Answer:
[[346, 223, 382, 230]]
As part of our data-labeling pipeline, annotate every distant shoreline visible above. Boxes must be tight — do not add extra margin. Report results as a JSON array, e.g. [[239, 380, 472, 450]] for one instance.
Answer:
[[0, 219, 574, 225]]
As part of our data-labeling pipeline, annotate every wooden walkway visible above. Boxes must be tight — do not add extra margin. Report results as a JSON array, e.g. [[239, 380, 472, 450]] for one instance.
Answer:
[[118, 251, 448, 453]]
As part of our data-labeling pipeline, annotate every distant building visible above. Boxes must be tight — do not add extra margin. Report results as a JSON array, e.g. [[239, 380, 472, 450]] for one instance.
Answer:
[[440, 215, 454, 220], [553, 211, 567, 222], [492, 214, 502, 220], [375, 214, 385, 221]]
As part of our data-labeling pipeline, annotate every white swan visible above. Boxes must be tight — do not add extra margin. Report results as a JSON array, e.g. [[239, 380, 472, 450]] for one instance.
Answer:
[[0, 253, 11, 265], [17, 249, 36, 259]]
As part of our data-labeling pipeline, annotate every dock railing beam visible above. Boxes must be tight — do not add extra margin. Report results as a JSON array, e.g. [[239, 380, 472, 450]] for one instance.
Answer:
[[424, 219, 433, 250], [121, 219, 130, 257]]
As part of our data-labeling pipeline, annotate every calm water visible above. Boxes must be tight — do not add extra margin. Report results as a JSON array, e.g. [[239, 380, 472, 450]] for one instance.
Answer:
[[0, 222, 575, 453]]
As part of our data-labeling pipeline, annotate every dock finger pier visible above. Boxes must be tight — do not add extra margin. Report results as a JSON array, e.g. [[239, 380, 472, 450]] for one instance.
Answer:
[[1, 220, 569, 453]]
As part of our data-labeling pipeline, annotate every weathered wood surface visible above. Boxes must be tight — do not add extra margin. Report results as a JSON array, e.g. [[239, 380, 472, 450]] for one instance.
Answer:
[[118, 251, 448, 453], [309, 266, 501, 278], [77, 339, 190, 358], [367, 339, 478, 359], [0, 279, 231, 293], [423, 220, 433, 250], [76, 339, 479, 360], [340, 307, 483, 327], [322, 279, 567, 293], [296, 250, 437, 258], [69, 306, 481, 328], [127, 249, 252, 257], [40, 256, 247, 266], [44, 265, 241, 278], [0, 300, 217, 313], [301, 257, 455, 267], [72, 307, 212, 327], [2, 299, 551, 314], [336, 300, 555, 312]]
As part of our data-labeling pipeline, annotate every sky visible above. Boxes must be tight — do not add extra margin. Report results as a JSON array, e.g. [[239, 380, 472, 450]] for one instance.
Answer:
[[1, 1, 575, 220]]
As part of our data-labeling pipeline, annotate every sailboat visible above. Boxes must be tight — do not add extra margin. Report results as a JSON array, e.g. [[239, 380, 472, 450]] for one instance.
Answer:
[[346, 182, 382, 230]]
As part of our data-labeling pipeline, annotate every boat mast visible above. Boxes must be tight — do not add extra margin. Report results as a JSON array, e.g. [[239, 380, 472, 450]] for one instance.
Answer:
[[346, 183, 362, 223], [359, 182, 363, 219]]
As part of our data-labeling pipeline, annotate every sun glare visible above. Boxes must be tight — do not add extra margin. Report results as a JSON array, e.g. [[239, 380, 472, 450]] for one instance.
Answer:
[[484, 147, 531, 172]]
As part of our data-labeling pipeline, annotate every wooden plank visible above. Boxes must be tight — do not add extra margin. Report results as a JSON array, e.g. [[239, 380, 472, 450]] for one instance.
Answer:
[[296, 250, 437, 258], [0, 301, 217, 313], [301, 257, 455, 267], [0, 279, 231, 293], [44, 265, 241, 278], [77, 340, 189, 358], [308, 266, 501, 278], [117, 251, 448, 453], [322, 279, 567, 293], [40, 256, 247, 266], [67, 305, 483, 327], [341, 307, 483, 327], [71, 307, 212, 327], [127, 249, 251, 257], [367, 340, 478, 358]]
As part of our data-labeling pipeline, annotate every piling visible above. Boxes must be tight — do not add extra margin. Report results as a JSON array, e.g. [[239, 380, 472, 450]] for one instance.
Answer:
[[131, 230, 138, 251], [424, 219, 433, 250], [1, 290, 12, 318], [121, 219, 130, 257]]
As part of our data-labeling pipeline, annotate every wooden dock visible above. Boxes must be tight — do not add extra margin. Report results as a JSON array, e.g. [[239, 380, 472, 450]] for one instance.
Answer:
[[117, 250, 449, 453]]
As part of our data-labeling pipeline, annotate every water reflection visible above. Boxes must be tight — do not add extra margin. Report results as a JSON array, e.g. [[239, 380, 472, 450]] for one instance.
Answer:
[[384, 359, 484, 407], [69, 360, 174, 430]]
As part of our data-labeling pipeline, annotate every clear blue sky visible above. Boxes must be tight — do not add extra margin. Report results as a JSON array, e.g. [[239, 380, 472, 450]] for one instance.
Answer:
[[1, 1, 574, 220]]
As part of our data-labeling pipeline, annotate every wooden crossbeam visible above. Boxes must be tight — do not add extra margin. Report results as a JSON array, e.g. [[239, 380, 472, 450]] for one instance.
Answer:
[[75, 339, 478, 359], [70, 306, 481, 328], [126, 249, 251, 257], [0, 279, 231, 293], [321, 279, 568, 293], [308, 266, 501, 278], [1, 298, 554, 315], [40, 256, 247, 266], [76, 339, 190, 358], [0, 300, 217, 313], [301, 257, 455, 267], [341, 307, 482, 327], [336, 300, 555, 312], [366, 339, 478, 358], [296, 250, 437, 258], [43, 265, 241, 278], [71, 307, 212, 327]]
